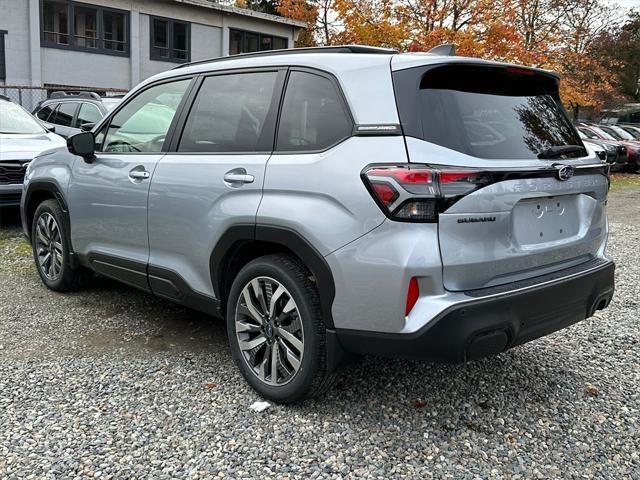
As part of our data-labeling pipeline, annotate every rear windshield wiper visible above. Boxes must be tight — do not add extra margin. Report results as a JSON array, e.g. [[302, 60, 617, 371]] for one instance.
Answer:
[[537, 145, 586, 159]]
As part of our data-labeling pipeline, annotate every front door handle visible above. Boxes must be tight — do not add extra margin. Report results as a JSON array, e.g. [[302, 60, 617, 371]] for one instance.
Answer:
[[224, 168, 254, 185], [129, 169, 150, 180]]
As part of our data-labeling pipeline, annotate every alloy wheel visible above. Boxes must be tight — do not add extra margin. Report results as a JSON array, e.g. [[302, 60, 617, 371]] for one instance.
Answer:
[[34, 212, 63, 281], [235, 276, 304, 386]]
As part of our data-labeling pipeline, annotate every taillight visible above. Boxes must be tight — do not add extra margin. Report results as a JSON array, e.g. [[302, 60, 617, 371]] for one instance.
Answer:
[[362, 165, 486, 222]]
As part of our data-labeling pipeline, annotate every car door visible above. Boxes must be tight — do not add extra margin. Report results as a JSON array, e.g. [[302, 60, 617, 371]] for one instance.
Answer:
[[147, 68, 285, 300], [67, 77, 194, 290]]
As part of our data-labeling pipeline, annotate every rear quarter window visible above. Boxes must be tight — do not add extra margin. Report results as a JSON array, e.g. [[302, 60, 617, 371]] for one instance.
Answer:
[[276, 71, 352, 152], [393, 65, 584, 160]]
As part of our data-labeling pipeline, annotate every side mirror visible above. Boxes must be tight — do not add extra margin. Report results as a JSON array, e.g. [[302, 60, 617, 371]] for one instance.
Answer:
[[80, 122, 95, 132], [42, 122, 56, 133], [67, 132, 96, 163]]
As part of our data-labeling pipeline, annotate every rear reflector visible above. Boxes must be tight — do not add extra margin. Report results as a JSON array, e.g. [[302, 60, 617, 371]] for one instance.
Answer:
[[405, 277, 419, 316]]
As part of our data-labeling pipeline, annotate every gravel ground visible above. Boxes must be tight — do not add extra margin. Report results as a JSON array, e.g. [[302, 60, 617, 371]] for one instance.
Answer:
[[0, 185, 638, 479]]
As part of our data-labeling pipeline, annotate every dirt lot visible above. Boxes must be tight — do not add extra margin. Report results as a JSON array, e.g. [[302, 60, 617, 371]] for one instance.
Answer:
[[0, 177, 638, 479]]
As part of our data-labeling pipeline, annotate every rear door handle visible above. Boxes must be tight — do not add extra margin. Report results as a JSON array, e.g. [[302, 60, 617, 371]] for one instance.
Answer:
[[224, 168, 254, 185]]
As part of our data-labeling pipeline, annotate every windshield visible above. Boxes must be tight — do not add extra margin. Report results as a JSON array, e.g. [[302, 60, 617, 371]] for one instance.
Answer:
[[589, 126, 616, 140], [609, 126, 634, 140], [394, 65, 584, 160], [597, 126, 625, 140], [0, 101, 47, 134]]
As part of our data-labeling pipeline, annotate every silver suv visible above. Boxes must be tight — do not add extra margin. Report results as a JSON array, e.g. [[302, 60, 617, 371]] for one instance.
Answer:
[[21, 46, 615, 403]]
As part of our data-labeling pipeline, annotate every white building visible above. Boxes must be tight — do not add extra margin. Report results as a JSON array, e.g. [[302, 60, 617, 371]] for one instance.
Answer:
[[0, 0, 304, 90]]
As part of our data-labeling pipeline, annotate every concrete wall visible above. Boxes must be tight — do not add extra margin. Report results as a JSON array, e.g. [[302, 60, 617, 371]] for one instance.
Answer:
[[138, 14, 222, 81], [0, 0, 33, 85], [0, 0, 299, 90]]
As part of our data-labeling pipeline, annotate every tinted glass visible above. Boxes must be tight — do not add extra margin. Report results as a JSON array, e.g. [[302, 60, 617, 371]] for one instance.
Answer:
[[276, 71, 352, 151], [578, 127, 598, 139], [0, 101, 46, 134], [152, 18, 169, 58], [273, 37, 287, 50], [74, 7, 98, 48], [76, 103, 102, 127], [42, 0, 69, 45], [399, 66, 584, 159], [598, 126, 624, 140], [102, 79, 190, 153], [172, 22, 188, 60], [103, 11, 126, 51], [37, 104, 55, 121], [54, 102, 78, 127], [179, 72, 278, 152]]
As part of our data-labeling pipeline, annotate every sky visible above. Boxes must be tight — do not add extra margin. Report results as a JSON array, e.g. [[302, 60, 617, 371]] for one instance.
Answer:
[[606, 0, 639, 11]]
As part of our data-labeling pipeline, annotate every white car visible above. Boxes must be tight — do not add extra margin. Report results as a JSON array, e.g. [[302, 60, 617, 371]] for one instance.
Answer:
[[0, 96, 66, 206]]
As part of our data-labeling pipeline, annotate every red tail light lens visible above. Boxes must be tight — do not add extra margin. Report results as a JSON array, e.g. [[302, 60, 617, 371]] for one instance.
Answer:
[[362, 165, 485, 222], [405, 277, 419, 316]]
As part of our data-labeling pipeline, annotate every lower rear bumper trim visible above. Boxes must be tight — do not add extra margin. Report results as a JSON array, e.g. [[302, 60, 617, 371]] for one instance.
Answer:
[[335, 260, 615, 363]]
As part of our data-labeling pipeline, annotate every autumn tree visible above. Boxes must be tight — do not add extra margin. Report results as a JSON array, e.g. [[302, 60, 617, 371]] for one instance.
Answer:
[[278, 0, 337, 46]]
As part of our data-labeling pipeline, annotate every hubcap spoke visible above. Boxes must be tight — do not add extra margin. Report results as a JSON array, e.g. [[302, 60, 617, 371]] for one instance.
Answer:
[[239, 334, 267, 351], [277, 327, 303, 354], [235, 276, 304, 387]]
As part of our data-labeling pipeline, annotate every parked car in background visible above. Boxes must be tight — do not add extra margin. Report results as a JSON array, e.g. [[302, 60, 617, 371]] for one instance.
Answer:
[[22, 46, 615, 402], [0, 96, 66, 206], [577, 128, 628, 172], [617, 124, 640, 140], [577, 124, 640, 172], [33, 92, 123, 138], [597, 124, 640, 145]]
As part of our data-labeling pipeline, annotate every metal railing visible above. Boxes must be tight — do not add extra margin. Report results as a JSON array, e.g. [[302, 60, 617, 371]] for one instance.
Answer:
[[0, 84, 128, 112]]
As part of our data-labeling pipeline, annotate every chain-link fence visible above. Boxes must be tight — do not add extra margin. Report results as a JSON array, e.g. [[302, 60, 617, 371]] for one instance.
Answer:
[[0, 84, 128, 112]]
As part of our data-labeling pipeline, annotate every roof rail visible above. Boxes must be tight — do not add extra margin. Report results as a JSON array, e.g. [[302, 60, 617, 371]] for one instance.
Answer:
[[428, 44, 456, 56], [173, 45, 399, 70], [0, 93, 10, 102], [50, 91, 101, 100]]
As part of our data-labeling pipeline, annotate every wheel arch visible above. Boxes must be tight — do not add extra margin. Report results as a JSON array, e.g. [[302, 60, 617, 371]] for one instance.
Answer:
[[23, 181, 69, 242], [22, 180, 81, 267], [210, 224, 336, 329]]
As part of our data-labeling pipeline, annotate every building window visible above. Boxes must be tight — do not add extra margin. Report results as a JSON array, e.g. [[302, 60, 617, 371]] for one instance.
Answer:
[[150, 17, 190, 63], [40, 0, 129, 56], [229, 29, 287, 55]]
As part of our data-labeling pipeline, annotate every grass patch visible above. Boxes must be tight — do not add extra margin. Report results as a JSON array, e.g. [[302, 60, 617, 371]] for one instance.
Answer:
[[610, 173, 640, 192]]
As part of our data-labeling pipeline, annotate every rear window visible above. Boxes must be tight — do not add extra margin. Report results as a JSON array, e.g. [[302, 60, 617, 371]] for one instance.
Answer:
[[394, 65, 584, 160]]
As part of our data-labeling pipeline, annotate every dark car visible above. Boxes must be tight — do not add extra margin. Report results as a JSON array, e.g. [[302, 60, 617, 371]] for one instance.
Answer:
[[33, 91, 123, 138], [577, 124, 640, 172], [576, 126, 628, 172]]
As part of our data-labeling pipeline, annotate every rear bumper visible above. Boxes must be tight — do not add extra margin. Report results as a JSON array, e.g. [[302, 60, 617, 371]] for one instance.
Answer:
[[335, 259, 615, 363]]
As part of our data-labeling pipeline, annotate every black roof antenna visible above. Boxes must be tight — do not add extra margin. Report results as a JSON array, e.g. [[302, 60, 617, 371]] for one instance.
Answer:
[[428, 44, 456, 56]]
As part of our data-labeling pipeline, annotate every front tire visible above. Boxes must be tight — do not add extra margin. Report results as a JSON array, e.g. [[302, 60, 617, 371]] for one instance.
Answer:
[[31, 199, 89, 292], [226, 254, 335, 403]]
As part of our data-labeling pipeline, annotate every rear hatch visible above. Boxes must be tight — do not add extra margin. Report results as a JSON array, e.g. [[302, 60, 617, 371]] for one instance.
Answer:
[[391, 61, 609, 291]]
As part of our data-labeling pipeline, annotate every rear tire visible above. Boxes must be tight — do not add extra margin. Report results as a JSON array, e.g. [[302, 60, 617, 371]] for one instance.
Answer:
[[226, 254, 336, 403], [31, 199, 90, 292]]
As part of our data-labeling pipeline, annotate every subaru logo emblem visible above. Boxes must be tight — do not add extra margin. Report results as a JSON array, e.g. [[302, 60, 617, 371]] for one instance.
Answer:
[[556, 165, 574, 181]]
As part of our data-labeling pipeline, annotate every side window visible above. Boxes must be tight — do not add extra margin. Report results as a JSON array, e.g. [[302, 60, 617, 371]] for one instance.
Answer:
[[75, 103, 102, 128], [53, 102, 78, 127], [276, 71, 352, 152], [178, 72, 278, 152], [37, 104, 55, 121], [101, 79, 191, 153]]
